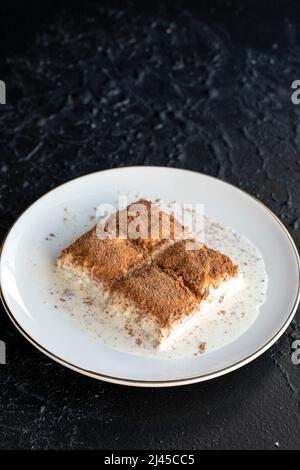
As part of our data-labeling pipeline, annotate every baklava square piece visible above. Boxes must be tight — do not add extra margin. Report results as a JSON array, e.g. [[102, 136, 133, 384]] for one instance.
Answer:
[[112, 265, 198, 344], [58, 199, 188, 296], [104, 199, 188, 256], [155, 239, 240, 301], [57, 226, 147, 295]]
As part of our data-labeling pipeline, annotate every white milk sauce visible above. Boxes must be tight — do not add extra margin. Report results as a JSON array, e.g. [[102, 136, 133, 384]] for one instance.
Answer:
[[47, 200, 268, 359]]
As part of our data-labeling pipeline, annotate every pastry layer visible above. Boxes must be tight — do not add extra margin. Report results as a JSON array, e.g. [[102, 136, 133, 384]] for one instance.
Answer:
[[155, 239, 239, 300], [103, 199, 188, 255], [112, 265, 198, 338], [111, 241, 240, 344], [57, 226, 146, 291], [58, 200, 188, 293], [57, 201, 240, 346]]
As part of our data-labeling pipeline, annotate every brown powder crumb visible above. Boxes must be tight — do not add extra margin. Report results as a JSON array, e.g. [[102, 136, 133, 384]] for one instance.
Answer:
[[59, 288, 75, 303], [83, 297, 94, 306], [63, 288, 75, 297], [125, 325, 134, 337], [217, 309, 226, 316], [45, 233, 56, 240], [198, 342, 207, 353], [135, 338, 142, 346]]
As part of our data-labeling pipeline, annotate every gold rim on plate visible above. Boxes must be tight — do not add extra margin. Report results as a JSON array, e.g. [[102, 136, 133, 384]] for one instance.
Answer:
[[0, 167, 299, 387]]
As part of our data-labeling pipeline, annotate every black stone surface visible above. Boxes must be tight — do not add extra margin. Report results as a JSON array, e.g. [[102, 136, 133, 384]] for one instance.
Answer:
[[0, 0, 300, 450]]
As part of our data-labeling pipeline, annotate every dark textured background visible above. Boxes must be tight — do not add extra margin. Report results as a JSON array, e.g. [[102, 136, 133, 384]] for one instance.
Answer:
[[0, 0, 300, 450]]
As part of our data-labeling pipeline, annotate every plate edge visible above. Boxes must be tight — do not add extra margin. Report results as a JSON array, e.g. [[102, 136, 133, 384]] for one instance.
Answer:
[[0, 167, 299, 387]]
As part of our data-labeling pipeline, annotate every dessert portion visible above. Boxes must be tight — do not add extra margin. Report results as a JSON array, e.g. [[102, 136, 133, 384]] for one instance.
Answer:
[[58, 199, 240, 347], [111, 265, 198, 344], [103, 199, 188, 254], [156, 239, 239, 300], [112, 239, 240, 345], [58, 199, 187, 297], [57, 228, 146, 296]]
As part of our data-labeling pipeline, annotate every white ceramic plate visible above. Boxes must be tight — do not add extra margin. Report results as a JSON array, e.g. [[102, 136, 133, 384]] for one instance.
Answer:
[[1, 167, 299, 387]]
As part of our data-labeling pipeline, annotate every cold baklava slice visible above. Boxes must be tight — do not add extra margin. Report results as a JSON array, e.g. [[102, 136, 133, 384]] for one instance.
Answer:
[[57, 199, 188, 297], [57, 226, 147, 297], [103, 199, 188, 256], [111, 240, 240, 345], [155, 239, 241, 302], [111, 265, 198, 345]]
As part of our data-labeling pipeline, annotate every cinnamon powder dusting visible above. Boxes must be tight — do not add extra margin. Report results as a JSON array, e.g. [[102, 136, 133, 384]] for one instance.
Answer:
[[57, 200, 241, 344]]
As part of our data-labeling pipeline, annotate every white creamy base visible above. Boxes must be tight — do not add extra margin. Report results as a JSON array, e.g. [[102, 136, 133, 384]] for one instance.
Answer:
[[48, 200, 268, 359], [157, 273, 244, 350]]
